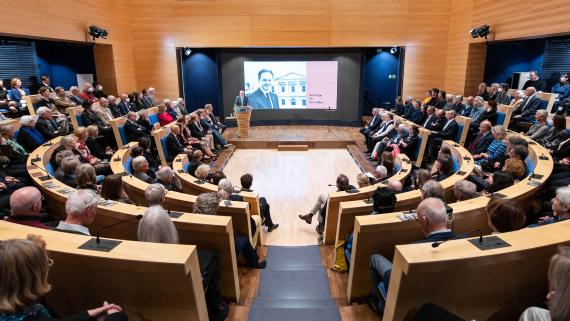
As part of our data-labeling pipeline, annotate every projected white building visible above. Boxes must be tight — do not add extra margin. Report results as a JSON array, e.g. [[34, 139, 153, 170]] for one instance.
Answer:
[[275, 72, 307, 108]]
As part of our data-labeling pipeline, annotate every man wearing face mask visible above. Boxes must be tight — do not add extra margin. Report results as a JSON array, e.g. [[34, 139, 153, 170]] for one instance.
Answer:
[[117, 94, 132, 115], [79, 82, 97, 102], [495, 83, 512, 105], [54, 86, 77, 113], [93, 83, 107, 99]]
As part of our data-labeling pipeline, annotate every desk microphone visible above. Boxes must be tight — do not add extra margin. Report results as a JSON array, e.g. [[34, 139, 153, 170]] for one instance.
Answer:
[[95, 214, 143, 243], [432, 229, 483, 248], [528, 170, 534, 181], [43, 141, 53, 147], [328, 184, 336, 187]]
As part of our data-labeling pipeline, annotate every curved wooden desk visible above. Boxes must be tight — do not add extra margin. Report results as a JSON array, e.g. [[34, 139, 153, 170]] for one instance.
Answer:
[[327, 140, 474, 246], [346, 138, 553, 303], [0, 220, 208, 321], [28, 137, 241, 301], [385, 220, 570, 321], [172, 153, 262, 216], [320, 153, 413, 245]]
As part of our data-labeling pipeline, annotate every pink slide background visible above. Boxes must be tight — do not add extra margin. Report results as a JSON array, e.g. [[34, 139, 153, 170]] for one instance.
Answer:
[[306, 61, 338, 109]]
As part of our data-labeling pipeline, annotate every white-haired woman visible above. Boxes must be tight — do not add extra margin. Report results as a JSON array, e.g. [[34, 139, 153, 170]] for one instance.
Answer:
[[17, 116, 45, 152], [138, 205, 179, 243]]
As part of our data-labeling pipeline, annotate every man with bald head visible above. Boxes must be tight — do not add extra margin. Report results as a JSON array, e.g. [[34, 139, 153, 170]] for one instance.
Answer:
[[5, 187, 48, 229], [368, 197, 455, 314], [468, 120, 494, 155], [387, 179, 403, 193]]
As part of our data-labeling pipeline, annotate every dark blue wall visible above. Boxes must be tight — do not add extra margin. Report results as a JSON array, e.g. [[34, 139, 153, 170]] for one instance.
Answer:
[[362, 48, 401, 114], [35, 41, 96, 90], [180, 49, 221, 115], [484, 39, 545, 85]]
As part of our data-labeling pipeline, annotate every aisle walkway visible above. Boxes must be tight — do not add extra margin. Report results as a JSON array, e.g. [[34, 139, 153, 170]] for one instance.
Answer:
[[248, 246, 341, 321]]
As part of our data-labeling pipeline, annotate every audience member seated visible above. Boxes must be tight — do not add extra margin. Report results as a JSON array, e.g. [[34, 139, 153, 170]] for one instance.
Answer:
[[49, 134, 81, 170], [53, 86, 77, 112], [475, 82, 490, 101], [193, 192, 266, 269], [0, 125, 29, 166], [525, 110, 549, 141], [486, 197, 526, 233], [9, 78, 28, 112], [101, 174, 132, 204], [86, 125, 113, 161], [360, 108, 381, 137], [485, 171, 515, 194], [428, 110, 459, 161], [406, 168, 432, 191], [409, 100, 426, 125], [495, 83, 512, 105], [387, 179, 403, 193], [145, 183, 167, 207], [538, 114, 568, 151], [380, 150, 395, 176], [511, 87, 541, 130], [74, 127, 112, 176], [0, 235, 128, 321], [197, 108, 231, 150], [188, 112, 216, 151], [187, 150, 204, 176], [398, 125, 420, 162], [522, 70, 547, 92], [137, 205, 178, 243], [0, 79, 22, 118], [132, 156, 156, 184], [0, 172, 26, 212], [96, 98, 115, 127], [371, 187, 397, 214], [518, 246, 570, 321], [458, 96, 475, 117], [240, 173, 279, 232], [195, 164, 211, 182], [4, 187, 48, 229], [52, 150, 75, 178], [534, 187, 570, 226], [433, 154, 453, 182], [420, 106, 438, 129], [453, 180, 477, 201], [503, 158, 526, 181], [79, 82, 97, 102], [35, 107, 66, 140], [56, 156, 80, 187], [474, 125, 507, 168], [299, 174, 356, 239], [76, 164, 100, 193], [204, 103, 227, 133], [17, 116, 46, 153], [369, 165, 388, 185], [366, 113, 395, 153], [178, 117, 217, 159], [356, 173, 370, 188], [510, 90, 526, 109], [370, 122, 407, 161], [107, 95, 122, 118], [165, 125, 197, 163], [124, 112, 148, 143], [81, 101, 114, 148], [157, 103, 174, 126], [118, 93, 134, 114], [69, 86, 84, 105], [55, 189, 99, 235], [368, 198, 456, 315], [156, 166, 182, 192], [36, 87, 69, 131], [209, 171, 226, 185], [136, 109, 154, 133]]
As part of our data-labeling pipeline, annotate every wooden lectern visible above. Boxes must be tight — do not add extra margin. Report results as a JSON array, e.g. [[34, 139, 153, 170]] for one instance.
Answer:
[[235, 106, 252, 138]]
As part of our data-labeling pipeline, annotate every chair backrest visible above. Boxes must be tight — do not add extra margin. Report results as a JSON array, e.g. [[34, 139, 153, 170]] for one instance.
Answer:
[[125, 157, 133, 174], [46, 162, 55, 176], [454, 116, 471, 146], [151, 125, 173, 166], [497, 104, 514, 128], [451, 155, 460, 172], [110, 117, 128, 149], [66, 106, 85, 129], [525, 156, 535, 176]]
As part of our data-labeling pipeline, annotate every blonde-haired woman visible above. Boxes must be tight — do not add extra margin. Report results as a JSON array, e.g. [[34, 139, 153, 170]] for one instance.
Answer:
[[519, 246, 570, 321], [0, 235, 126, 320], [74, 126, 112, 175], [9, 78, 28, 111]]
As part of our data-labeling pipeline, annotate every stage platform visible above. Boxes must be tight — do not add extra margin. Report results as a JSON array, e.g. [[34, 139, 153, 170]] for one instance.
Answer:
[[223, 125, 361, 149]]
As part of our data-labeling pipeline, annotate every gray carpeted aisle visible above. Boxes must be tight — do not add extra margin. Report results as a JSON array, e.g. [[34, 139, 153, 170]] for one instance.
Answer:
[[248, 246, 341, 321]]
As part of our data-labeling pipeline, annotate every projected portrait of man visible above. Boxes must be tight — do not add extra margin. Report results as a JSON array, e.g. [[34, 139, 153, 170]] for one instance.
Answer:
[[248, 69, 280, 109]]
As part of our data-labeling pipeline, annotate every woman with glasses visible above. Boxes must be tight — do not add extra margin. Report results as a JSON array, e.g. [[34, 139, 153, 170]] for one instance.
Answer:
[[0, 235, 127, 320]]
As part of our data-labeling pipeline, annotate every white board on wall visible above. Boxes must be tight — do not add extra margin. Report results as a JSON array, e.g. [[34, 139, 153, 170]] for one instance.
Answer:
[[76, 74, 94, 86]]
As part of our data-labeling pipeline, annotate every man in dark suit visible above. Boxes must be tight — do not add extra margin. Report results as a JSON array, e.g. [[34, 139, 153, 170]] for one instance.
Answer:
[[166, 126, 192, 162], [124, 112, 149, 143], [428, 110, 459, 160], [107, 95, 123, 118], [410, 101, 426, 124], [247, 69, 279, 109], [420, 106, 437, 129], [117, 94, 132, 115], [522, 71, 547, 92], [511, 87, 542, 131], [468, 120, 494, 155], [399, 125, 420, 161], [360, 108, 381, 137], [371, 122, 409, 159], [458, 96, 474, 117], [235, 90, 249, 107], [35, 107, 65, 140], [369, 197, 455, 314]]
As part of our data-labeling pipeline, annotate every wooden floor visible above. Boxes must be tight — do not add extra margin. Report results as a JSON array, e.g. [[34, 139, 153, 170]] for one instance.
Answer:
[[221, 125, 380, 321], [223, 149, 362, 246]]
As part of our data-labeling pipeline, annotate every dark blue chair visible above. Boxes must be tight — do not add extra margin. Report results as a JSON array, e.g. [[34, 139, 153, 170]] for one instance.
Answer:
[[125, 157, 134, 174]]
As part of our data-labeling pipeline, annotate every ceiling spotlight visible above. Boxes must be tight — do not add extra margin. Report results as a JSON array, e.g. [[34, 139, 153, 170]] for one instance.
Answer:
[[470, 25, 490, 39], [390, 47, 399, 54], [88, 25, 108, 40], [183, 48, 192, 56]]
